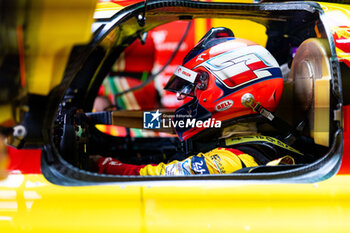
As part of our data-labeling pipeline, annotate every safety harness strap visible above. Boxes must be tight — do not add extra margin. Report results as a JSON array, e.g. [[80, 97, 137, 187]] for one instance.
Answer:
[[242, 94, 297, 145], [224, 135, 303, 156]]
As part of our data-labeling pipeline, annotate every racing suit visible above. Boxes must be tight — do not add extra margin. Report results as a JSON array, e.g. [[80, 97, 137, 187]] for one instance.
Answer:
[[97, 147, 294, 176]]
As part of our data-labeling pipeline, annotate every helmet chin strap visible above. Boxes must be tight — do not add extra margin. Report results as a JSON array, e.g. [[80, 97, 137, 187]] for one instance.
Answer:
[[241, 93, 298, 145]]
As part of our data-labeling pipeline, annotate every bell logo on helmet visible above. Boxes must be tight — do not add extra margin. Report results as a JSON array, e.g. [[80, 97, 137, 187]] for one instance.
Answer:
[[215, 100, 234, 112]]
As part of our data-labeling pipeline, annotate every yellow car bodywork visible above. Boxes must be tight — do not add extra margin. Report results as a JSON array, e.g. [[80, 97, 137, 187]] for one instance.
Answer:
[[0, 0, 96, 127], [0, 174, 350, 232], [0, 0, 349, 232]]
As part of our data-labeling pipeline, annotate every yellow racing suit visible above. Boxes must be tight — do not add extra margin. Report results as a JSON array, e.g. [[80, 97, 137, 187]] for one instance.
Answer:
[[97, 147, 295, 176]]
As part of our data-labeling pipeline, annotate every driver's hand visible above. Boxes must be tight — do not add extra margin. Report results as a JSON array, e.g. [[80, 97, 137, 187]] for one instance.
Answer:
[[88, 155, 105, 172], [89, 155, 103, 163], [91, 156, 124, 174]]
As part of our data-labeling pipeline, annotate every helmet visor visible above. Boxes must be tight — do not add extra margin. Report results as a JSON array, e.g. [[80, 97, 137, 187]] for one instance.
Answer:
[[164, 65, 199, 99]]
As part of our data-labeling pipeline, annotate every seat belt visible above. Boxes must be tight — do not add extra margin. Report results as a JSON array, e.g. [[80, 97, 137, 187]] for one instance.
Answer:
[[241, 93, 298, 145]]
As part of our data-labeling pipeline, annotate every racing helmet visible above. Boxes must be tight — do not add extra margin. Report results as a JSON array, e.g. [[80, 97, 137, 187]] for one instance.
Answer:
[[164, 27, 283, 141]]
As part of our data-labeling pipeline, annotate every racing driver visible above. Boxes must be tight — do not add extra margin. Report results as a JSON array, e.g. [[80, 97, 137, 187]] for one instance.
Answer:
[[93, 27, 313, 176]]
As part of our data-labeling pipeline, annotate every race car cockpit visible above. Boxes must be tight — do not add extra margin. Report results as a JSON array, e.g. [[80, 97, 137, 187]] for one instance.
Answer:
[[7, 1, 343, 184]]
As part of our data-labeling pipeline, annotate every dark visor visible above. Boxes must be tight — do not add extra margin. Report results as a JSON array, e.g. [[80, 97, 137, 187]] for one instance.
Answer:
[[164, 65, 199, 99]]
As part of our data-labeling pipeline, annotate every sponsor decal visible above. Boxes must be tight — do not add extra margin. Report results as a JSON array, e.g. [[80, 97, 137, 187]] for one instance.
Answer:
[[164, 159, 192, 175], [333, 27, 350, 40], [191, 156, 210, 174], [164, 163, 178, 175], [210, 154, 225, 174], [174, 65, 197, 83], [181, 159, 192, 175], [215, 100, 234, 112]]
